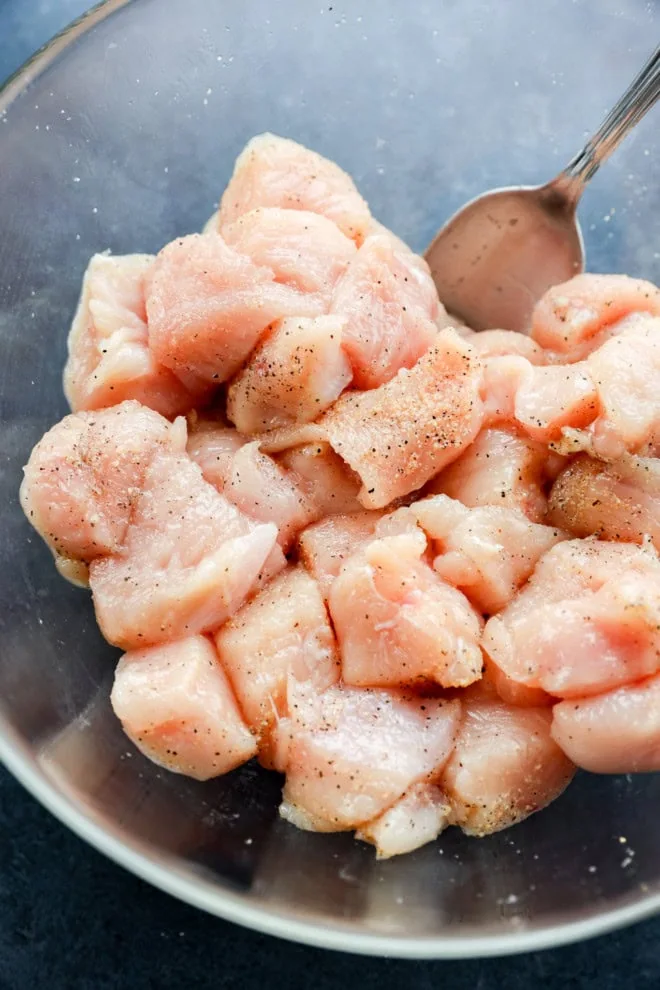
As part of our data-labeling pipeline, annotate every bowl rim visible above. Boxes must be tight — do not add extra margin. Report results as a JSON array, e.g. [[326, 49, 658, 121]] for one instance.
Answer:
[[2, 0, 660, 958]]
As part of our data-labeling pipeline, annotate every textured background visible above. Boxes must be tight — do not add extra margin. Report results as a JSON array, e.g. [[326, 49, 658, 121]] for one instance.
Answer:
[[1, 2, 660, 987]]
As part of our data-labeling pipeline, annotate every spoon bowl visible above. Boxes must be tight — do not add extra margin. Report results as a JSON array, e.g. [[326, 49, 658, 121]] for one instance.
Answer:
[[425, 183, 584, 332], [426, 44, 660, 331]]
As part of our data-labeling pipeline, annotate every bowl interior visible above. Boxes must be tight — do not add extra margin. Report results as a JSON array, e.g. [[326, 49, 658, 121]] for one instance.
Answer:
[[1, 0, 660, 957]]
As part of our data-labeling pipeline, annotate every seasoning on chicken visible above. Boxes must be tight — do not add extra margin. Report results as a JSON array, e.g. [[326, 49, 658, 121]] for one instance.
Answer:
[[552, 673, 660, 773], [20, 400, 185, 567], [483, 539, 660, 698], [226, 315, 352, 433], [111, 635, 257, 780], [356, 783, 452, 859], [298, 511, 381, 598], [89, 451, 279, 649], [278, 682, 461, 831], [429, 426, 550, 523], [146, 233, 323, 387], [413, 494, 564, 613], [330, 233, 439, 388], [317, 328, 484, 508], [548, 452, 660, 550], [329, 529, 483, 688], [441, 693, 575, 836]]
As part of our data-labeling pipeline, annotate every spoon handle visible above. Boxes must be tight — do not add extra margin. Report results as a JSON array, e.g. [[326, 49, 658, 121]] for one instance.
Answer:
[[553, 44, 660, 206]]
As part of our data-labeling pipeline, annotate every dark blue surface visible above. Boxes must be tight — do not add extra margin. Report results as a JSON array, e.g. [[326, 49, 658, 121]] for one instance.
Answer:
[[1, 3, 660, 987]]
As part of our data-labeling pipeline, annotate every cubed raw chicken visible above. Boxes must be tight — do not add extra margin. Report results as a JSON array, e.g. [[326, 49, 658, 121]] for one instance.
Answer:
[[441, 693, 575, 836], [226, 315, 353, 433], [329, 233, 439, 388], [185, 412, 244, 492], [89, 452, 279, 649], [186, 417, 316, 548], [483, 539, 660, 698], [223, 442, 317, 550], [356, 783, 451, 859], [552, 673, 660, 773], [479, 355, 529, 426], [514, 361, 600, 443], [531, 273, 660, 362], [278, 682, 461, 830], [481, 655, 554, 708], [217, 133, 372, 244], [586, 315, 660, 454], [276, 442, 363, 516], [298, 511, 381, 598], [471, 329, 548, 364], [221, 207, 356, 302], [329, 529, 483, 688], [429, 426, 550, 523], [315, 328, 484, 508], [215, 567, 339, 764], [548, 453, 660, 549], [111, 635, 256, 780], [412, 494, 564, 613], [64, 254, 203, 417], [20, 400, 184, 565], [146, 233, 323, 387]]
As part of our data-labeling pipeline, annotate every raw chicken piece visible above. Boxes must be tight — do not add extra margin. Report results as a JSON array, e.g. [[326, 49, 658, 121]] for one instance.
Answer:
[[471, 329, 548, 364], [315, 328, 484, 509], [413, 494, 564, 613], [89, 452, 278, 649], [146, 233, 322, 387], [329, 530, 483, 688], [483, 539, 660, 699], [111, 635, 256, 780], [279, 682, 461, 830], [185, 413, 244, 492], [64, 254, 202, 417], [531, 272, 660, 361], [330, 233, 439, 389], [442, 694, 574, 836], [479, 355, 529, 426], [481, 655, 554, 708], [552, 673, 660, 773], [186, 417, 316, 548], [277, 442, 362, 516], [429, 426, 550, 523], [226, 315, 352, 433], [298, 512, 381, 598], [514, 361, 599, 443], [587, 315, 660, 454], [221, 207, 356, 303], [224, 442, 317, 549], [20, 400, 184, 564], [217, 133, 372, 244], [215, 567, 338, 764], [356, 783, 451, 859], [548, 453, 660, 549]]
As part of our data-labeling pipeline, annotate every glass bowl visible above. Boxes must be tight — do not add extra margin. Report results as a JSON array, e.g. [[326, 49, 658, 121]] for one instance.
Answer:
[[1, 0, 659, 959]]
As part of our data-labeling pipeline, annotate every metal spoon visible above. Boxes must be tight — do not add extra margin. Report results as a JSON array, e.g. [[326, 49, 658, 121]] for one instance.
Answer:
[[425, 45, 660, 333]]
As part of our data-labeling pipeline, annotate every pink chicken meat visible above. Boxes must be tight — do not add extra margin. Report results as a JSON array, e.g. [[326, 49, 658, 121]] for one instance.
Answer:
[[21, 132, 660, 861]]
